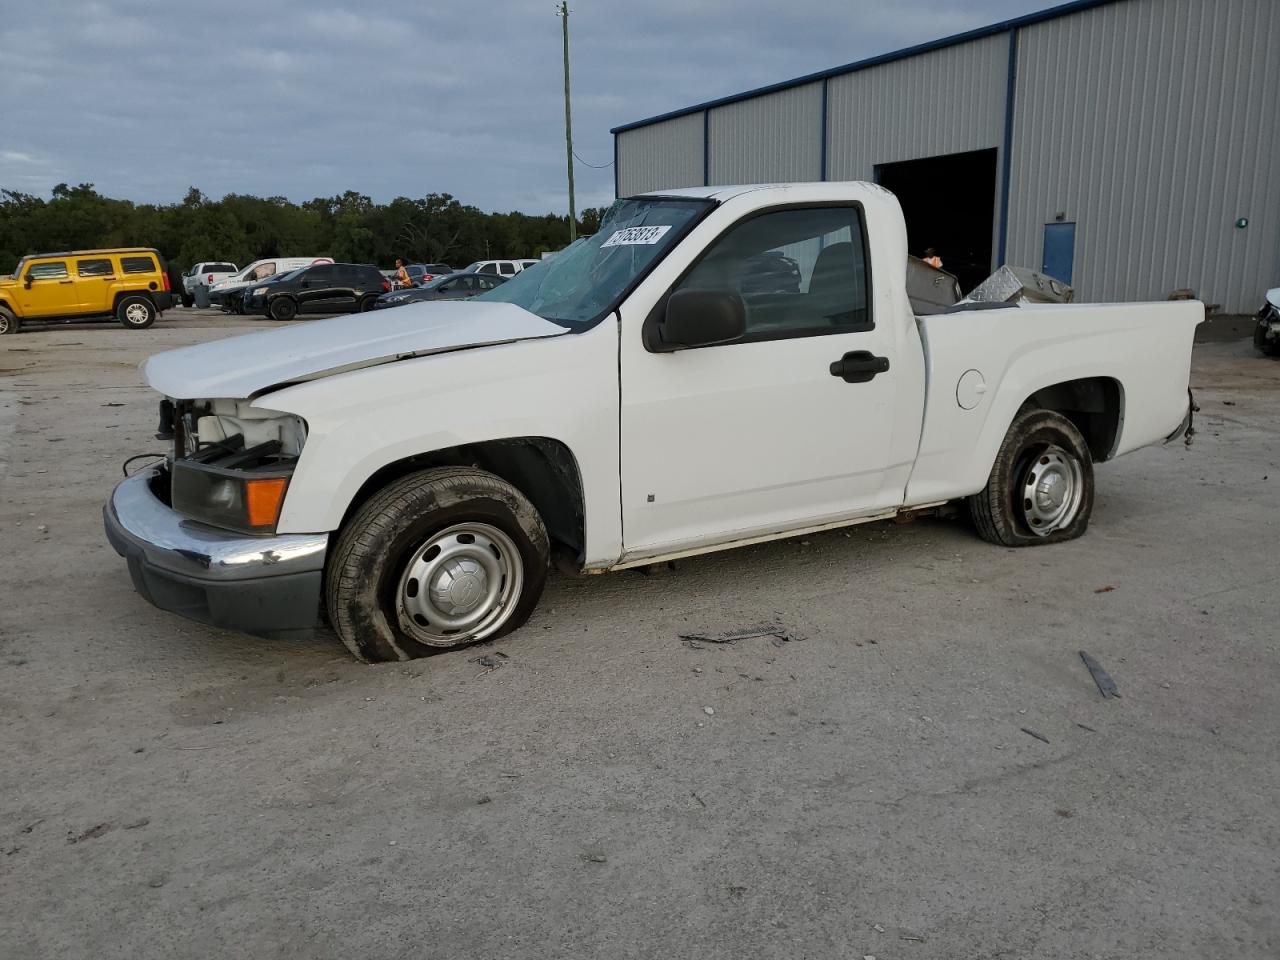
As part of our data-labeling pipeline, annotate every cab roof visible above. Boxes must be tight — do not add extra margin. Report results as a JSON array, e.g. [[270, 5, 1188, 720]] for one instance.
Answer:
[[21, 247, 162, 259]]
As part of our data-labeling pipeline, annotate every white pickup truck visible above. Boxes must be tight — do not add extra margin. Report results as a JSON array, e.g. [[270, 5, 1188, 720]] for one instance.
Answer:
[[104, 182, 1200, 662]]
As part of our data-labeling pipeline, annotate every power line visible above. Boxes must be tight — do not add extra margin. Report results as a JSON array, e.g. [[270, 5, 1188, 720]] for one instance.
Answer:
[[573, 150, 614, 169]]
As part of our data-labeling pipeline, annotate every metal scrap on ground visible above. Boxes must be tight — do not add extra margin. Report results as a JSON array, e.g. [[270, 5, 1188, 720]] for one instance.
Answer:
[[678, 625, 804, 649], [1079, 650, 1121, 699]]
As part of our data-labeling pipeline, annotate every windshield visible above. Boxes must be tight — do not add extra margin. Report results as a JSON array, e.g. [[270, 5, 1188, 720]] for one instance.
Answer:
[[275, 267, 307, 282], [472, 197, 711, 327]]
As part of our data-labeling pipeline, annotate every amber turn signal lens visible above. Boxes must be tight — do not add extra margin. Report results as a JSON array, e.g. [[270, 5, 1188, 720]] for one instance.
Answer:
[[245, 477, 289, 529]]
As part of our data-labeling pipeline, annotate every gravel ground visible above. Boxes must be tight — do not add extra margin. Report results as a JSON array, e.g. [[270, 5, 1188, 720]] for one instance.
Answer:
[[1, 309, 1277, 959]]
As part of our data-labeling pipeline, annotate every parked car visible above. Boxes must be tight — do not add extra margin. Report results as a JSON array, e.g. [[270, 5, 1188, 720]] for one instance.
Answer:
[[181, 261, 238, 307], [104, 181, 1200, 662], [1254, 286, 1279, 356], [462, 259, 536, 278], [0, 247, 174, 334], [208, 257, 334, 313], [408, 263, 454, 286], [373, 272, 506, 309], [242, 262, 390, 320]]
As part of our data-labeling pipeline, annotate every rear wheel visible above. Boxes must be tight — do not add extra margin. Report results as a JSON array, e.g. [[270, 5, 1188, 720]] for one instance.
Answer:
[[326, 468, 549, 662], [969, 408, 1094, 546], [358, 295, 377, 312], [117, 296, 156, 330], [0, 306, 18, 335], [181, 293, 195, 308], [269, 297, 298, 321]]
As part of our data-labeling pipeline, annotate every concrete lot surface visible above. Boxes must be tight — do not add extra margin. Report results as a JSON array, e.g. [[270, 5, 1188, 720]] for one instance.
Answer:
[[1, 308, 1277, 959]]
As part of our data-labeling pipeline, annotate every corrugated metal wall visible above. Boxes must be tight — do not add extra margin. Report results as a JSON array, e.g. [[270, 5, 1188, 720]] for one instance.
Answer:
[[708, 83, 824, 184], [825, 32, 1009, 179], [614, 0, 1279, 311], [615, 112, 705, 196], [1006, 0, 1280, 311]]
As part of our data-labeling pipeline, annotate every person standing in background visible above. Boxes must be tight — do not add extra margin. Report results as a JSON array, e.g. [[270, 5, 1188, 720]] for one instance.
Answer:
[[394, 258, 412, 288], [923, 247, 943, 270]]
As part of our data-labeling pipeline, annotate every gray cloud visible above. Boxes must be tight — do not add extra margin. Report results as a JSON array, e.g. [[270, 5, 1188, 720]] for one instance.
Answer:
[[1, 0, 1052, 213]]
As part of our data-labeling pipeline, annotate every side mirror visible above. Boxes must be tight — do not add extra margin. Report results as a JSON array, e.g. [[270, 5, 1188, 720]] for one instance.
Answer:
[[656, 289, 746, 351], [23, 276, 32, 289]]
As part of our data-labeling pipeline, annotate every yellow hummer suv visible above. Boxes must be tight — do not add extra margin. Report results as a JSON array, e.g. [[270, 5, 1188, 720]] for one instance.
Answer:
[[0, 247, 175, 335]]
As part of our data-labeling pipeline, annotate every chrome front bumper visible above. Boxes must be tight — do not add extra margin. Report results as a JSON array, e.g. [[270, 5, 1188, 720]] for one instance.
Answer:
[[103, 468, 329, 639]]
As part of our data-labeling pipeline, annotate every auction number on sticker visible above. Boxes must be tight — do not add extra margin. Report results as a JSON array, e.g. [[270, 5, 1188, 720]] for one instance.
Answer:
[[600, 225, 672, 247]]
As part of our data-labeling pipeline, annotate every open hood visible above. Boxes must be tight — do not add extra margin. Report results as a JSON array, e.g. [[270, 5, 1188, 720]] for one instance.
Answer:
[[143, 301, 567, 399]]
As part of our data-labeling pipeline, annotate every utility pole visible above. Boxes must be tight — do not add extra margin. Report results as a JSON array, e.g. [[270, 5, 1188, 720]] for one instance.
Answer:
[[557, 1, 577, 242]]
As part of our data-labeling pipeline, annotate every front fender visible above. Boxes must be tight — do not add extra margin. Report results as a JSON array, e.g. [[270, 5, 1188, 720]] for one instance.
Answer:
[[261, 321, 623, 567]]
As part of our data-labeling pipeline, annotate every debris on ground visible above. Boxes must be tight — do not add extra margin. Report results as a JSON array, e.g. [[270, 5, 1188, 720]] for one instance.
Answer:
[[703, 706, 715, 716], [469, 651, 510, 677], [123, 818, 149, 830], [679, 624, 804, 648], [1080, 650, 1121, 699], [580, 853, 607, 863], [1020, 727, 1050, 744], [1076, 723, 1098, 733], [67, 822, 112, 844], [1093, 585, 1115, 593], [476, 796, 492, 805]]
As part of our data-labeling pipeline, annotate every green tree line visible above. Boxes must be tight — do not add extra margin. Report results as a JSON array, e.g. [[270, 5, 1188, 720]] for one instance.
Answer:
[[0, 184, 607, 275]]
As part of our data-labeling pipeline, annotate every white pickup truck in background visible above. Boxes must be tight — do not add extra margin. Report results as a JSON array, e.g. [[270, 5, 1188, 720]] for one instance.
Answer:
[[104, 182, 1200, 662]]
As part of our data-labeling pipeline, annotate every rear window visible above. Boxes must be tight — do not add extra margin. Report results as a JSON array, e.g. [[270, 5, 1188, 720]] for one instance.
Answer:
[[28, 261, 68, 280], [78, 258, 113, 277], [204, 262, 235, 273], [121, 256, 158, 274]]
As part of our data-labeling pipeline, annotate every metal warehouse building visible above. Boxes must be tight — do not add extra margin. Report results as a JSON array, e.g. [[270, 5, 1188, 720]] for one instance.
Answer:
[[611, 0, 1279, 312]]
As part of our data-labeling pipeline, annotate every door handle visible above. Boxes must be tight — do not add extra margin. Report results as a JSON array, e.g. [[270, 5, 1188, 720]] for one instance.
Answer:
[[830, 350, 890, 383], [59, 279, 73, 284]]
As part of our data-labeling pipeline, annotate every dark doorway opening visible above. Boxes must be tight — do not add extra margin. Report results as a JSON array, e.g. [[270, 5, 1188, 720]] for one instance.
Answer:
[[875, 148, 998, 294]]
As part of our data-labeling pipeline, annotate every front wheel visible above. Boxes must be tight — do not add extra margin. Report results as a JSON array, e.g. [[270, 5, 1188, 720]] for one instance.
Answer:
[[0, 306, 19, 335], [325, 467, 549, 662], [269, 297, 298, 321], [969, 408, 1094, 547], [117, 296, 157, 330]]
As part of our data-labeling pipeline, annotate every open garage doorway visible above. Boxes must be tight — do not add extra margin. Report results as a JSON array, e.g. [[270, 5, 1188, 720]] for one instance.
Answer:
[[876, 148, 998, 294]]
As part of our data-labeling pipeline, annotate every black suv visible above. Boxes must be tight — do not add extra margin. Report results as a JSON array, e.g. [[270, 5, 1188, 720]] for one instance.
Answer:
[[243, 263, 390, 320]]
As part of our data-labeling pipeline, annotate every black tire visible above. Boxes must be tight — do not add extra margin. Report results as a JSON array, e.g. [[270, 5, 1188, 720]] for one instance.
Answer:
[[269, 297, 298, 321], [181, 293, 195, 308], [358, 295, 377, 313], [326, 467, 549, 662], [117, 295, 157, 330], [969, 408, 1094, 547], [0, 306, 18, 335]]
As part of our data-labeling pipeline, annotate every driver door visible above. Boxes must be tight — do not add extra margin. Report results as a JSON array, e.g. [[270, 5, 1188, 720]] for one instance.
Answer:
[[619, 204, 911, 561]]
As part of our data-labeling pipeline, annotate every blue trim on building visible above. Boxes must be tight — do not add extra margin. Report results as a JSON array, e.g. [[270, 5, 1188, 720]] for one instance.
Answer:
[[610, 0, 1124, 134], [702, 111, 710, 185], [613, 135, 620, 198], [997, 28, 1019, 266], [819, 78, 829, 181]]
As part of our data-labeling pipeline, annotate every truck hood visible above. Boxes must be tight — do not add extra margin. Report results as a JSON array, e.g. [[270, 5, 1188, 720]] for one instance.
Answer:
[[143, 300, 568, 399], [1267, 287, 1280, 310]]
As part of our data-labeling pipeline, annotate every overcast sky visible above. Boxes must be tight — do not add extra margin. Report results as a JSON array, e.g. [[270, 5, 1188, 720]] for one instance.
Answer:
[[2, 0, 1059, 214]]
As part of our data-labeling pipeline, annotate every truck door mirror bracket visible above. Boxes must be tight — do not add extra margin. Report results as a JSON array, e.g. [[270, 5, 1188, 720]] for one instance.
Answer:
[[648, 289, 747, 352]]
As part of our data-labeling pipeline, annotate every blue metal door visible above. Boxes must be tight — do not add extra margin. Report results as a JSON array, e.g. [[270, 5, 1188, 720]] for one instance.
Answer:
[[1042, 222, 1076, 284]]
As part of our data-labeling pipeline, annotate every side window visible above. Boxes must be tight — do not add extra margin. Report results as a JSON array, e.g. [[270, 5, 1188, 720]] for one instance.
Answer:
[[478, 263, 497, 275], [477, 276, 499, 290], [499, 262, 515, 276], [674, 206, 871, 339], [78, 258, 113, 277], [308, 264, 335, 282], [27, 261, 68, 280], [121, 256, 158, 274]]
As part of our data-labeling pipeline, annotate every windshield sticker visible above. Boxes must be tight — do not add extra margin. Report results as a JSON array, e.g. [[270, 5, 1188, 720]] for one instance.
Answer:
[[600, 225, 672, 248]]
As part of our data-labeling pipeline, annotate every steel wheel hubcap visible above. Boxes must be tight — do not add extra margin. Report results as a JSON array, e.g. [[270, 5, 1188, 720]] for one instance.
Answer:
[[126, 303, 149, 323], [396, 522, 523, 647], [1020, 444, 1084, 536]]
